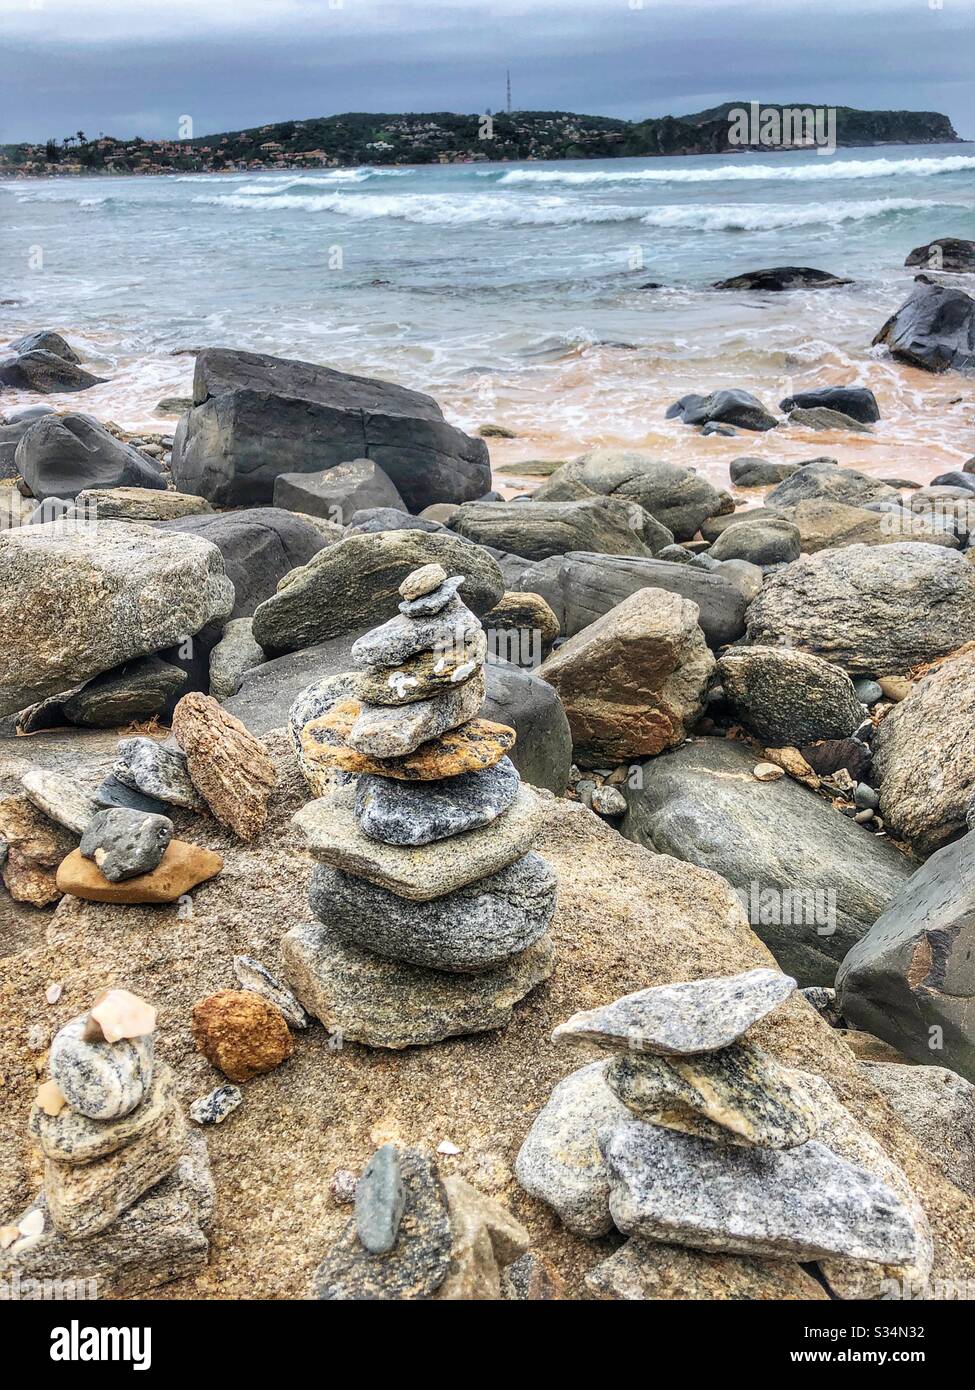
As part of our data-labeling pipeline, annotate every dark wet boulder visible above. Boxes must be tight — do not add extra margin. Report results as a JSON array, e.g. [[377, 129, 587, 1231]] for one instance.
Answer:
[[0, 419, 32, 480], [0, 350, 106, 394], [709, 517, 800, 566], [836, 834, 975, 1082], [873, 278, 975, 375], [8, 331, 80, 363], [171, 348, 490, 510], [14, 414, 165, 501], [905, 238, 975, 273], [713, 267, 852, 291], [667, 389, 778, 433], [779, 387, 879, 424]]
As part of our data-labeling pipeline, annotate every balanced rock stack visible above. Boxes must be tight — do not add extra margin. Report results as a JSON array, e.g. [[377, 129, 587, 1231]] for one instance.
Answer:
[[313, 1141, 531, 1300], [517, 969, 928, 1298], [282, 563, 558, 1049], [0, 990, 213, 1298]]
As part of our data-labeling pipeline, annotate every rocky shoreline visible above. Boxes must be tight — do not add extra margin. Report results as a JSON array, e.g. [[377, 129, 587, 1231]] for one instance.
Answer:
[[2, 264, 975, 1301]]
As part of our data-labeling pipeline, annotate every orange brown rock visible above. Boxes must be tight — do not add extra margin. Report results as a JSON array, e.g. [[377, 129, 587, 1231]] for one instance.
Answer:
[[0, 795, 75, 906], [172, 692, 277, 840], [300, 702, 516, 781], [56, 840, 223, 903], [191, 989, 294, 1083]]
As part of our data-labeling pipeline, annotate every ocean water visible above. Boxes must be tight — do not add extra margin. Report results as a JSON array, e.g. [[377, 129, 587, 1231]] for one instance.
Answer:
[[2, 142, 974, 483]]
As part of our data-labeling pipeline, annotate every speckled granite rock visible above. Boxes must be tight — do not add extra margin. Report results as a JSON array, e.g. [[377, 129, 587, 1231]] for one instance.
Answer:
[[189, 1085, 242, 1127], [585, 1239, 827, 1300], [860, 1062, 975, 1198], [172, 693, 277, 841], [605, 1040, 818, 1149], [347, 667, 485, 758], [350, 601, 483, 670], [552, 968, 796, 1056], [313, 1148, 452, 1298], [191, 990, 294, 1083], [354, 756, 520, 846], [29, 1063, 175, 1165], [20, 769, 98, 835], [114, 737, 205, 811], [45, 1097, 186, 1239], [281, 919, 555, 1049], [293, 783, 544, 901], [514, 1060, 631, 1238], [600, 1118, 920, 1264], [717, 645, 864, 747], [232, 954, 309, 1029], [311, 852, 557, 972], [48, 1015, 154, 1120], [80, 808, 173, 882], [300, 705, 516, 783]]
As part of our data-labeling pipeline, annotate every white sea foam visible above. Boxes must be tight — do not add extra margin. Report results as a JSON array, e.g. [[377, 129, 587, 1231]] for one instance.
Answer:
[[494, 154, 975, 186]]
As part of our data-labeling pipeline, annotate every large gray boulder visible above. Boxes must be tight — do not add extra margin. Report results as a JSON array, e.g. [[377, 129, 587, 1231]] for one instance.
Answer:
[[717, 645, 864, 747], [251, 529, 504, 654], [448, 497, 660, 561], [775, 499, 958, 554], [765, 460, 895, 510], [836, 834, 975, 1082], [273, 459, 404, 525], [224, 632, 571, 794], [872, 646, 975, 856], [537, 552, 747, 648], [154, 508, 331, 619], [873, 278, 975, 375], [860, 1061, 975, 1197], [534, 450, 721, 541], [0, 350, 106, 393], [170, 348, 490, 510], [709, 517, 800, 566], [620, 737, 914, 985], [745, 543, 975, 675], [0, 521, 234, 718], [14, 415, 166, 502]]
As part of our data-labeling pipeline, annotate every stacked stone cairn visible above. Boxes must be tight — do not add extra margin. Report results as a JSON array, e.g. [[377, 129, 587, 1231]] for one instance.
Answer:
[[0, 990, 213, 1299], [516, 968, 929, 1297], [313, 1140, 533, 1300], [282, 563, 558, 1049]]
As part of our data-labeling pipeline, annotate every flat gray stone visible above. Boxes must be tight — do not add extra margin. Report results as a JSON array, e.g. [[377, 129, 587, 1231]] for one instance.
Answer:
[[209, 617, 266, 701], [114, 737, 205, 811], [311, 851, 557, 972], [28, 1063, 175, 1164], [601, 1118, 921, 1264], [350, 602, 482, 669], [355, 756, 520, 846], [80, 807, 174, 882], [514, 1060, 630, 1237], [354, 1143, 406, 1254], [552, 968, 796, 1056], [347, 667, 485, 758], [293, 783, 545, 901], [281, 919, 555, 1049], [399, 575, 466, 616], [20, 769, 98, 835]]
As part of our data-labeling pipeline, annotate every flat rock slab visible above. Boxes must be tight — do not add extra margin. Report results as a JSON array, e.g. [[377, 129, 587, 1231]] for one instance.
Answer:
[[281, 919, 555, 1049], [347, 667, 485, 759], [311, 850, 557, 972], [355, 756, 520, 846], [313, 1148, 452, 1299], [585, 1238, 828, 1300], [601, 1118, 921, 1264], [76, 487, 213, 521], [300, 704, 516, 783], [293, 783, 544, 901], [553, 967, 795, 1055], [56, 840, 223, 904], [21, 769, 97, 835], [29, 1064, 175, 1165]]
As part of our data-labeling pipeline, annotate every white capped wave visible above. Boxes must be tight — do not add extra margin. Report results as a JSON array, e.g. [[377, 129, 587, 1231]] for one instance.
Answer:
[[194, 188, 955, 231], [495, 154, 975, 186]]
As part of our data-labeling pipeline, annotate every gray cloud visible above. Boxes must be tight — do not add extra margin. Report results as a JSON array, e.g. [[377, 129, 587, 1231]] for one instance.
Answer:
[[2, 0, 972, 145]]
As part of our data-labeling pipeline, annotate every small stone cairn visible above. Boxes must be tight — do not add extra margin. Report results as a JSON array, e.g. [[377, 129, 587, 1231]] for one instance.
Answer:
[[0, 990, 213, 1298], [516, 968, 926, 1291], [282, 563, 557, 1048]]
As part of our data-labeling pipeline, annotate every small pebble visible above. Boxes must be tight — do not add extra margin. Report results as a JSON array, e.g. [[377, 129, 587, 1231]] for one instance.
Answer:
[[189, 1084, 243, 1126], [854, 808, 874, 824], [27, 1024, 48, 1053], [752, 763, 784, 782], [398, 563, 447, 601], [330, 1168, 358, 1204], [854, 783, 880, 811], [437, 1140, 461, 1155], [853, 678, 883, 706], [355, 1143, 406, 1254], [45, 983, 62, 1005], [591, 785, 627, 817]]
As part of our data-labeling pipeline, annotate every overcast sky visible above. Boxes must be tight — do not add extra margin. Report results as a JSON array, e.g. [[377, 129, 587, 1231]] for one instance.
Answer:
[[2, 0, 973, 145]]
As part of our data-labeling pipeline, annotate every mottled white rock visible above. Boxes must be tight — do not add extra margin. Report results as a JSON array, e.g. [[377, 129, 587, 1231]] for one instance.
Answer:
[[49, 1015, 154, 1120]]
